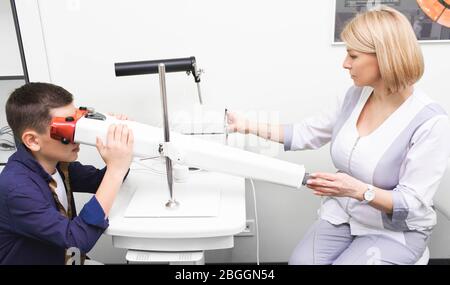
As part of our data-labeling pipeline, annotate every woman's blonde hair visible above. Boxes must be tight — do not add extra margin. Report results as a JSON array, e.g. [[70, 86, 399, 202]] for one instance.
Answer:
[[341, 5, 424, 94]]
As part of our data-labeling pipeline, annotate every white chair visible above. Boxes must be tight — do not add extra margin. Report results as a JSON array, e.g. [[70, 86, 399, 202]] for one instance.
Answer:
[[415, 159, 450, 265], [83, 259, 104, 265], [415, 246, 429, 265]]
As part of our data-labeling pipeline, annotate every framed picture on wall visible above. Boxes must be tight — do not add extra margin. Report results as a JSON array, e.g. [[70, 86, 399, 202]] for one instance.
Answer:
[[332, 0, 450, 44]]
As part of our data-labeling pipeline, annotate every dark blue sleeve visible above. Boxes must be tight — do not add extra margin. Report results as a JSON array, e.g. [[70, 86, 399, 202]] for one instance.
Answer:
[[68, 162, 106, 194], [68, 162, 130, 194], [7, 183, 108, 253]]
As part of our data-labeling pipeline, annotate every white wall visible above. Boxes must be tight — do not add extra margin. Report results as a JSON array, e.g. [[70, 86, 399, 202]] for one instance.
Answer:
[[0, 0, 23, 76], [0, 79, 24, 126], [0, 0, 25, 170], [14, 0, 450, 263]]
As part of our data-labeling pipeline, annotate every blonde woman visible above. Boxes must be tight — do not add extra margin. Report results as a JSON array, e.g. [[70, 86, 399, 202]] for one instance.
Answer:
[[227, 6, 450, 264]]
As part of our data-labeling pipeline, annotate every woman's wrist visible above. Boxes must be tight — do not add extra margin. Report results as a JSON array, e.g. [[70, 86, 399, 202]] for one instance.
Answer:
[[352, 183, 368, 201]]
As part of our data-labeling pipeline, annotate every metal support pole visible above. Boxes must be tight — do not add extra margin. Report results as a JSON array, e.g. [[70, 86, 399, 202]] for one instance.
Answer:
[[158, 63, 179, 209]]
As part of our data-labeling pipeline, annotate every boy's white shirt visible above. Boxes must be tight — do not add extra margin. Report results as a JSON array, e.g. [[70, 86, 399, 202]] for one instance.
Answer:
[[51, 170, 68, 211]]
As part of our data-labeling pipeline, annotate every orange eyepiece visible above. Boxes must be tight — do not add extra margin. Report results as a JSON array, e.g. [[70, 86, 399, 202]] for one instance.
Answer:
[[50, 108, 88, 144]]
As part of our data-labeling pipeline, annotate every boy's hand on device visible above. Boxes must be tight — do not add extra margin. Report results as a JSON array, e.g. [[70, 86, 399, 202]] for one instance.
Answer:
[[108, 113, 129, 120], [226, 111, 250, 134], [96, 124, 134, 177]]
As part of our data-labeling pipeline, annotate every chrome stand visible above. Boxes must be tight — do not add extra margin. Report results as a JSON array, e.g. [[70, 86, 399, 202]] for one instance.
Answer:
[[158, 63, 179, 209]]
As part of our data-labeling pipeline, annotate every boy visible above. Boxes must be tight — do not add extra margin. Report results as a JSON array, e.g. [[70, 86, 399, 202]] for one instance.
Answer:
[[0, 82, 134, 264]]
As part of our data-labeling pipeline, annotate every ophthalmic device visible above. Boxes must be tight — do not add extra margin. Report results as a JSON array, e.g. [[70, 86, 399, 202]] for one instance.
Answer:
[[50, 57, 309, 209]]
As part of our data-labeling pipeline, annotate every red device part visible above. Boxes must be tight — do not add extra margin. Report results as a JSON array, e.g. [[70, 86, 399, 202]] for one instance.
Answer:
[[50, 108, 88, 144]]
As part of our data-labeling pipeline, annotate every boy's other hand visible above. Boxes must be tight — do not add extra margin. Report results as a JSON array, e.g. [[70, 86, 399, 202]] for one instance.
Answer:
[[226, 111, 250, 134], [96, 124, 134, 177], [108, 113, 129, 120]]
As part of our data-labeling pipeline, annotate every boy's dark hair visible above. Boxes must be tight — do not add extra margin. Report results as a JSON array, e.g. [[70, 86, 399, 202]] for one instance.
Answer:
[[6, 82, 73, 140]]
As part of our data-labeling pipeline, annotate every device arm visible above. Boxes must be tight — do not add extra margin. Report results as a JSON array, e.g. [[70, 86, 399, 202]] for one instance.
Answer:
[[70, 114, 307, 189]]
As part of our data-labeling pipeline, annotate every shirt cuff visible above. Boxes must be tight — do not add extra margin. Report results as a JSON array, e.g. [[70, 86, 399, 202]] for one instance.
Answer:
[[79, 196, 109, 229], [383, 189, 409, 231], [283, 124, 293, 151]]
